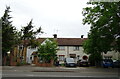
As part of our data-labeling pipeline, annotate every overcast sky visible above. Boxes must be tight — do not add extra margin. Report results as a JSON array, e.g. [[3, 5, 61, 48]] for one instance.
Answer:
[[1, 0, 91, 38]]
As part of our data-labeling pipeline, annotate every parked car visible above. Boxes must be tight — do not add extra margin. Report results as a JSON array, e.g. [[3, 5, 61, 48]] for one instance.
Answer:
[[102, 59, 114, 68], [77, 59, 89, 67], [113, 60, 120, 68], [64, 58, 76, 67]]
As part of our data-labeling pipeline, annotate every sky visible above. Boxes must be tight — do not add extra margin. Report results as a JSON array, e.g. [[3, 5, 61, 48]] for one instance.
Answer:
[[0, 0, 91, 38]]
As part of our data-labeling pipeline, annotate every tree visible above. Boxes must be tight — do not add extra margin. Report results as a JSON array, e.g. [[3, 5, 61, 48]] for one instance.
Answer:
[[83, 2, 120, 52], [82, 2, 120, 65], [37, 39, 58, 64], [1, 6, 43, 65], [83, 38, 102, 66], [1, 6, 17, 65], [21, 19, 43, 40], [20, 19, 43, 62]]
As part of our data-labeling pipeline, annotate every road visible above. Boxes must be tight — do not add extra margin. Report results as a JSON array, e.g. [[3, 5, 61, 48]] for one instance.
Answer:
[[1, 66, 120, 79]]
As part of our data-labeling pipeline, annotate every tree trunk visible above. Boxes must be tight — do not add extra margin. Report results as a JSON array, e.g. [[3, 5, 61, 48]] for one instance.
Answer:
[[50, 59, 54, 66], [3, 56, 6, 66], [2, 52, 7, 66]]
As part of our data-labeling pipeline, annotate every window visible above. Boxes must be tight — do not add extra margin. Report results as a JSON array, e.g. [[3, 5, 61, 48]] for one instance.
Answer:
[[19, 45, 23, 50], [77, 55, 80, 60], [74, 46, 79, 51], [28, 46, 36, 49], [59, 55, 65, 61], [59, 46, 65, 50], [70, 54, 76, 58], [28, 46, 31, 49]]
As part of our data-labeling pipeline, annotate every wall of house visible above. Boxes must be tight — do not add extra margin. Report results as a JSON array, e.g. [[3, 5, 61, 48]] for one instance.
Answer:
[[103, 51, 120, 60], [26, 46, 119, 64], [69, 46, 88, 59], [26, 45, 88, 64], [26, 47, 37, 64], [57, 46, 89, 64], [10, 46, 28, 65]]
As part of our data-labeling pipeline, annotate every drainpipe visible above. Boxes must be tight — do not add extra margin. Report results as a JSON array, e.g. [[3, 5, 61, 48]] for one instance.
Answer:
[[67, 46, 69, 58]]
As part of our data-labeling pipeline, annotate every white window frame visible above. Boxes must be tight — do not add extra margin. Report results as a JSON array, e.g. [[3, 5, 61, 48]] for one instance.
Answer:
[[59, 46, 65, 50], [73, 46, 79, 51], [59, 55, 65, 61]]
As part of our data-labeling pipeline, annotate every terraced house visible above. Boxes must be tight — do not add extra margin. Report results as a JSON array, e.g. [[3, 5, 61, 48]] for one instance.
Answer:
[[26, 34, 88, 64], [10, 34, 119, 66]]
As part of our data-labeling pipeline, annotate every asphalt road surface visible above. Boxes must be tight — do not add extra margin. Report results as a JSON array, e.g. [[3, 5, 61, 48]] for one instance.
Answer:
[[1, 66, 120, 79]]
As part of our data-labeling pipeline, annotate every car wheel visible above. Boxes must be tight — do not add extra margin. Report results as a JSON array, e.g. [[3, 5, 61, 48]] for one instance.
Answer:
[[103, 66, 108, 68]]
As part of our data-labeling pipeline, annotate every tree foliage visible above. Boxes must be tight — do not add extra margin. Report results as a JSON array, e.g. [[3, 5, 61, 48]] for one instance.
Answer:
[[82, 2, 120, 65], [21, 19, 43, 47], [1, 6, 44, 65], [37, 39, 58, 63], [82, 2, 120, 55], [21, 19, 43, 40], [1, 6, 17, 56], [19, 19, 43, 62]]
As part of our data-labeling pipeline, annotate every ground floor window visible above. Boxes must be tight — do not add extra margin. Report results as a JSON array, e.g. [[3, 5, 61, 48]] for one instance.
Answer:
[[104, 56, 112, 59], [70, 54, 76, 58]]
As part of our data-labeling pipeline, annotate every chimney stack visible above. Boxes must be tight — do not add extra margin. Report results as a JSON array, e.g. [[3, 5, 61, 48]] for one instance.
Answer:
[[81, 35, 84, 38], [53, 34, 57, 39]]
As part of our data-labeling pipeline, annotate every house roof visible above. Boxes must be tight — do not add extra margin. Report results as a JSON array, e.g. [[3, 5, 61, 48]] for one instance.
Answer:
[[57, 38, 87, 46], [37, 38, 88, 46]]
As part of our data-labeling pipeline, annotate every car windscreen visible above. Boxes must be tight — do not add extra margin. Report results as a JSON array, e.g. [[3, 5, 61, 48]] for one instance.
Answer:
[[103, 59, 113, 62], [66, 58, 74, 62]]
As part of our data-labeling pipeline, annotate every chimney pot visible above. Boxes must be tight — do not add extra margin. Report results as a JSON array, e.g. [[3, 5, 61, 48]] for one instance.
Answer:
[[81, 35, 84, 38], [53, 34, 57, 38]]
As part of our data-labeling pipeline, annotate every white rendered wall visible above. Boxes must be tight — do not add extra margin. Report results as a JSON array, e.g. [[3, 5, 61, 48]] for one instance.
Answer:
[[103, 51, 120, 60], [26, 47, 37, 63], [57, 46, 89, 63]]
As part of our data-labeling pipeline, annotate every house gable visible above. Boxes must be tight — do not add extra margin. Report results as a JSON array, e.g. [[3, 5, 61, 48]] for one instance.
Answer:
[[41, 38, 52, 45]]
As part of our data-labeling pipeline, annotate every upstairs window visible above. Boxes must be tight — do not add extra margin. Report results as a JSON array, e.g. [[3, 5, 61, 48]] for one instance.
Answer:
[[28, 46, 36, 49], [18, 45, 23, 50], [74, 46, 79, 51], [59, 46, 65, 50]]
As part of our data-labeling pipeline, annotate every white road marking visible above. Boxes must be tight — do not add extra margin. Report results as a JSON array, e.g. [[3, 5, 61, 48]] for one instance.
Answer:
[[61, 67, 87, 69], [2, 74, 118, 78], [27, 75, 34, 77]]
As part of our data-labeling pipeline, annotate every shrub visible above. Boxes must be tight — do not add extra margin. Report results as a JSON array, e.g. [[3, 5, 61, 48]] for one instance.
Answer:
[[16, 62, 21, 66]]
